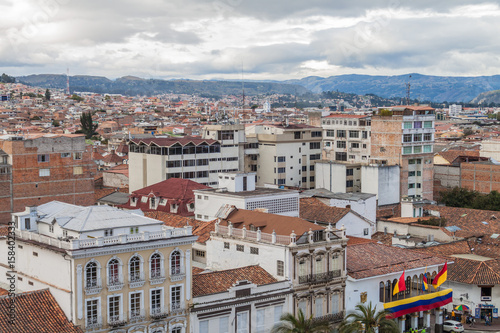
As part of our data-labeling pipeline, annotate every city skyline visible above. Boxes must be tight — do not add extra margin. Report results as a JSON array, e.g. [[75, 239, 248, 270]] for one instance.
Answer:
[[1, 1, 500, 80]]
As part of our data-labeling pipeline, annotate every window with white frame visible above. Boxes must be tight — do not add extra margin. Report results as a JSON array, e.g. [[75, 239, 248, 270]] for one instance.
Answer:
[[298, 299, 307, 316], [108, 258, 121, 285], [171, 327, 182, 333], [314, 255, 325, 274], [277, 260, 284, 277], [150, 253, 163, 279], [237, 311, 249, 333], [274, 305, 283, 324], [331, 253, 341, 271], [219, 316, 229, 333], [170, 251, 181, 275], [150, 288, 162, 315], [129, 256, 142, 282], [315, 296, 323, 317], [85, 261, 99, 288], [39, 168, 50, 177], [331, 293, 339, 313], [108, 295, 121, 323], [86, 299, 100, 327], [130, 292, 142, 319], [199, 320, 209, 333], [171, 285, 182, 310], [256, 309, 265, 333]]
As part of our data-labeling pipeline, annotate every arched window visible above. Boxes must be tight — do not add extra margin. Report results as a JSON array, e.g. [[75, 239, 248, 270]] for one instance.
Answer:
[[171, 251, 181, 275], [412, 275, 419, 296], [130, 256, 141, 282], [85, 261, 98, 288], [379, 282, 385, 302], [385, 280, 391, 302], [108, 259, 120, 285], [150, 253, 162, 279], [405, 276, 411, 295]]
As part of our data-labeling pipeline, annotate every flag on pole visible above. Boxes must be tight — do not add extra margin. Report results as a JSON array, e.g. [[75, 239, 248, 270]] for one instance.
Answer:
[[422, 271, 428, 292], [393, 270, 406, 295], [432, 262, 448, 289]]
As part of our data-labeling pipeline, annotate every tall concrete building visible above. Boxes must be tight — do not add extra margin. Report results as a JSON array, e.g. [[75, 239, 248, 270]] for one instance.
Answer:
[[0, 134, 95, 224], [370, 106, 435, 200], [321, 114, 371, 164], [244, 123, 323, 189]]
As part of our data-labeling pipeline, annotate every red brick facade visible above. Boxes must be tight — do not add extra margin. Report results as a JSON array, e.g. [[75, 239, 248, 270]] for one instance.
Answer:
[[461, 162, 500, 193], [0, 135, 96, 224]]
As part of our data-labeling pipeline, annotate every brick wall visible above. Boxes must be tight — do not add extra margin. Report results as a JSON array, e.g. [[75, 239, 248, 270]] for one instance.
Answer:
[[461, 163, 500, 193]]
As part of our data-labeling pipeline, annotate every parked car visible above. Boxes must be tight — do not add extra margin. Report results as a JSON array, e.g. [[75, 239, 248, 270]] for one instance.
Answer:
[[443, 320, 464, 333]]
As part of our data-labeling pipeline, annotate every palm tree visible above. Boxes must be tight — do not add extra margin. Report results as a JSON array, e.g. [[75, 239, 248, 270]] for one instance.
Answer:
[[339, 302, 399, 333], [271, 309, 331, 333]]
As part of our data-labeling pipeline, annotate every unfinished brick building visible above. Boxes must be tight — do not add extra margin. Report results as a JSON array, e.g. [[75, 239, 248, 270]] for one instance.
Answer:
[[371, 106, 435, 201], [0, 134, 96, 224]]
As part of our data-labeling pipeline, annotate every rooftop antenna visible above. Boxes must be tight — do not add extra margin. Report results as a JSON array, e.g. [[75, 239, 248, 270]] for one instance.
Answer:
[[66, 68, 70, 95], [241, 60, 245, 113], [406, 75, 411, 105]]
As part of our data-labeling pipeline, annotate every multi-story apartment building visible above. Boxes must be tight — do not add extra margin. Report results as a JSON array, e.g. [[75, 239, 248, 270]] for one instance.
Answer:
[[207, 207, 348, 325], [128, 137, 240, 192], [370, 106, 435, 200], [321, 114, 371, 164], [194, 172, 299, 222], [201, 124, 246, 172], [3, 201, 196, 333], [0, 134, 95, 224], [244, 123, 323, 189]]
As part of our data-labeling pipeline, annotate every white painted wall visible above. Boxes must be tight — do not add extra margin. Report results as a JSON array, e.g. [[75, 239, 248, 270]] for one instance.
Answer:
[[315, 162, 347, 192], [361, 165, 400, 206], [328, 196, 377, 223], [337, 213, 374, 239]]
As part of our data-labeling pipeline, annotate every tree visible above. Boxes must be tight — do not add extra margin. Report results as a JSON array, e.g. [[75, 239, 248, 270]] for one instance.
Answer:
[[339, 302, 399, 333], [71, 94, 84, 102], [271, 309, 331, 333], [0, 73, 15, 83], [462, 128, 474, 137], [80, 112, 98, 139], [45, 89, 51, 101], [52, 119, 60, 127]]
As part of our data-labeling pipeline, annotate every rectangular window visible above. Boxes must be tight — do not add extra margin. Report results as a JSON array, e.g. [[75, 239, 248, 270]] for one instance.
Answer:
[[73, 152, 83, 160], [335, 152, 347, 161], [337, 130, 346, 138], [195, 250, 205, 258], [294, 131, 301, 139], [108, 295, 120, 323], [274, 305, 283, 324], [39, 168, 50, 177], [326, 130, 335, 137], [424, 121, 433, 128], [404, 122, 412, 129], [311, 131, 322, 137], [408, 183, 415, 189], [351, 142, 359, 148], [310, 176, 315, 182], [236, 244, 244, 252], [413, 146, 422, 154], [277, 156, 286, 162], [364, 228, 369, 235], [403, 147, 412, 155], [219, 316, 229, 333], [414, 121, 422, 129], [86, 299, 99, 327], [130, 292, 141, 318], [346, 169, 354, 176], [337, 141, 346, 148], [171, 286, 181, 310], [408, 171, 415, 177], [417, 183, 422, 188], [250, 247, 259, 255], [61, 152, 71, 158], [346, 180, 353, 187], [37, 154, 49, 162], [309, 154, 320, 160], [277, 179, 286, 185], [183, 159, 196, 167], [414, 134, 422, 142], [424, 145, 432, 153], [256, 309, 265, 333], [224, 242, 230, 249], [277, 260, 284, 276], [362, 131, 368, 139], [199, 320, 209, 333], [167, 160, 182, 168], [349, 130, 359, 138], [151, 289, 161, 313], [104, 229, 113, 237], [24, 218, 30, 230], [403, 134, 412, 142], [277, 167, 285, 173], [309, 142, 321, 149], [237, 311, 249, 333], [424, 133, 432, 141], [73, 166, 83, 175]]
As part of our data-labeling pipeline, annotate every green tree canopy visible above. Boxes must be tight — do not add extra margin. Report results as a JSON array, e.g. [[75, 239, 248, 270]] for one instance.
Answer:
[[0, 73, 15, 83], [339, 302, 399, 333], [79, 112, 98, 139], [45, 89, 51, 101], [271, 309, 331, 333]]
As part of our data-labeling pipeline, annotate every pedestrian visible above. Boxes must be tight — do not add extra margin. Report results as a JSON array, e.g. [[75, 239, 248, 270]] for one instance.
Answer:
[[471, 316, 475, 327], [485, 315, 491, 326], [452, 310, 455, 320]]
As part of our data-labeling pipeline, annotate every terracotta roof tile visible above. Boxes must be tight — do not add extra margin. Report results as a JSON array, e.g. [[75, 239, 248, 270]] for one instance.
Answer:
[[0, 288, 7, 296], [0, 289, 82, 333], [193, 265, 277, 297], [347, 242, 446, 279], [299, 198, 350, 224], [192, 267, 204, 275], [448, 258, 500, 285]]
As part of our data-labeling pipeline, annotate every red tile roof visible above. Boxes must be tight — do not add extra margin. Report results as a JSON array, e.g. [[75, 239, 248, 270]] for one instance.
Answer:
[[299, 197, 351, 224], [448, 258, 500, 285], [0, 289, 82, 333], [144, 211, 215, 243], [193, 265, 277, 297], [346, 242, 447, 279], [220, 208, 324, 238], [131, 178, 209, 200]]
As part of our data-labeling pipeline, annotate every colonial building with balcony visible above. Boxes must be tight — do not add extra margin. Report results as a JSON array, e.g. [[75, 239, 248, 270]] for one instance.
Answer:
[[1, 201, 197, 333], [206, 206, 348, 325]]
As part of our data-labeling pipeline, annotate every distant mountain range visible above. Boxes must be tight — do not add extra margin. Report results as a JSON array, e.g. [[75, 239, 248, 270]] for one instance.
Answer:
[[471, 89, 500, 105], [16, 74, 310, 97], [16, 73, 500, 103], [286, 73, 500, 103]]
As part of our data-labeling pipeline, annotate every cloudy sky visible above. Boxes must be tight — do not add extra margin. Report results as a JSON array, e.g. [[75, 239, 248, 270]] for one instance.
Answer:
[[1, 0, 500, 80]]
